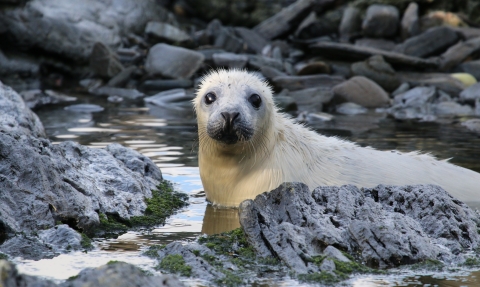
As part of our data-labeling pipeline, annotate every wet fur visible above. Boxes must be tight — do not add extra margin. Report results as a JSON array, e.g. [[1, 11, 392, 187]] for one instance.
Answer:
[[194, 69, 480, 207]]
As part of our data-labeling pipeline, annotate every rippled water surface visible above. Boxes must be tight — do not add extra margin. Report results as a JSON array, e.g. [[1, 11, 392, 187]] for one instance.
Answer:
[[17, 91, 480, 286]]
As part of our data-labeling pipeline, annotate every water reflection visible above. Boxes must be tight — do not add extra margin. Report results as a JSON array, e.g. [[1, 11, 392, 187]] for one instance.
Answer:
[[201, 205, 241, 235]]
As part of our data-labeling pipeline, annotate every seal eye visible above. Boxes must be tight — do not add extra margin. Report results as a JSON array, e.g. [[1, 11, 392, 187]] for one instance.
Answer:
[[204, 93, 216, 105], [248, 94, 262, 109]]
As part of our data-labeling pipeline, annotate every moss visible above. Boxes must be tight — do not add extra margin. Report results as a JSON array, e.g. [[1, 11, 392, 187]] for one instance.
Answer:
[[198, 228, 255, 261], [107, 260, 122, 265], [409, 259, 444, 271], [80, 233, 93, 250], [96, 213, 129, 237], [143, 244, 166, 258], [67, 275, 79, 281], [215, 270, 243, 287], [157, 254, 192, 277], [0, 253, 8, 260], [129, 181, 189, 227], [298, 271, 339, 285], [463, 257, 480, 267], [192, 250, 200, 256]]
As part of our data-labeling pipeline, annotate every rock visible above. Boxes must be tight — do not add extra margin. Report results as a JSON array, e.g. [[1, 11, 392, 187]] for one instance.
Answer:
[[234, 27, 269, 54], [107, 66, 137, 88], [253, 0, 316, 40], [339, 6, 362, 42], [309, 42, 439, 69], [457, 60, 480, 80], [214, 27, 244, 53], [20, 90, 76, 110], [145, 21, 191, 43], [453, 27, 480, 40], [38, 225, 85, 253], [248, 55, 284, 71], [0, 82, 45, 138], [323, 246, 350, 263], [212, 53, 248, 69], [140, 79, 193, 93], [332, 76, 390, 108], [0, 0, 173, 62], [0, 260, 58, 287], [260, 66, 287, 80], [434, 101, 473, 116], [145, 44, 204, 79], [319, 258, 336, 272], [239, 183, 480, 270], [116, 47, 144, 66], [421, 11, 467, 32], [400, 2, 420, 39], [272, 74, 344, 91], [89, 87, 144, 100], [355, 38, 396, 51], [462, 119, 480, 135], [388, 86, 436, 121], [61, 261, 185, 287], [394, 27, 460, 58], [451, 73, 477, 87], [144, 89, 194, 110], [391, 82, 410, 97], [460, 82, 480, 102], [295, 9, 342, 40], [351, 55, 401, 92], [362, 4, 399, 38], [286, 87, 334, 111], [273, 93, 297, 112], [398, 72, 466, 96], [336, 102, 368, 115], [295, 61, 330, 75], [439, 37, 480, 71], [0, 50, 39, 77], [89, 42, 124, 79], [0, 235, 57, 260]]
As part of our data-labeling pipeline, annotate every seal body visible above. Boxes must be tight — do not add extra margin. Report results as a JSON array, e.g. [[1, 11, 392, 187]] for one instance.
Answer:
[[194, 69, 480, 207]]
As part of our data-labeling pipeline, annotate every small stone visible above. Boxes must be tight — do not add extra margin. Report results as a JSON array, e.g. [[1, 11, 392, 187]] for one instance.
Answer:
[[355, 38, 396, 51], [391, 82, 410, 97], [351, 55, 401, 92], [332, 76, 390, 108], [319, 258, 336, 272], [107, 66, 137, 87], [79, 78, 103, 90], [336, 102, 368, 115], [362, 4, 399, 38], [108, 95, 123, 103], [64, 104, 104, 113], [144, 89, 194, 108], [451, 73, 477, 87], [214, 27, 244, 53], [212, 53, 248, 69], [89, 42, 124, 79], [460, 82, 480, 102], [388, 87, 436, 120], [295, 61, 330, 75], [323, 246, 351, 263], [145, 44, 204, 79], [434, 101, 473, 116], [339, 6, 362, 42], [394, 26, 460, 58], [145, 21, 191, 43], [234, 27, 268, 54], [400, 2, 420, 39], [462, 119, 480, 134]]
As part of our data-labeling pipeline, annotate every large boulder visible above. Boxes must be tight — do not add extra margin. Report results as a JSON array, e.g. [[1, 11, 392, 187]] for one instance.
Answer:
[[0, 0, 173, 62]]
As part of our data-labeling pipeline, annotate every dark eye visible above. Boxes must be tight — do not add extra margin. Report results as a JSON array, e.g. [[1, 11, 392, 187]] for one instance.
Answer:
[[248, 94, 262, 109], [204, 93, 216, 105]]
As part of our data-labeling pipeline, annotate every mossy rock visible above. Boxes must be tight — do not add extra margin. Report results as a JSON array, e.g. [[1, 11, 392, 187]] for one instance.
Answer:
[[156, 254, 192, 277], [0, 253, 8, 260], [143, 244, 166, 258]]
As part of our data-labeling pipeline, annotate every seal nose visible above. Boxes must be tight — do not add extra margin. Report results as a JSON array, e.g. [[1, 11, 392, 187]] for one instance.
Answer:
[[221, 112, 240, 131]]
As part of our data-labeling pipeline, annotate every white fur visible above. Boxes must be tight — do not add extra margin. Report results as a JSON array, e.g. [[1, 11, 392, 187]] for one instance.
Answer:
[[194, 69, 480, 207]]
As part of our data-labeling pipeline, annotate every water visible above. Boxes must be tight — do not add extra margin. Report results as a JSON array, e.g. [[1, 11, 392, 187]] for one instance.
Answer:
[[15, 91, 480, 286]]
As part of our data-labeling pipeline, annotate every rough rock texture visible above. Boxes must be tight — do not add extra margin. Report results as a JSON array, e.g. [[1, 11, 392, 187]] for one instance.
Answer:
[[351, 55, 401, 92], [0, 0, 173, 62], [0, 236, 57, 260], [239, 183, 480, 271], [362, 4, 399, 38], [395, 27, 460, 58], [388, 86, 436, 121], [332, 76, 390, 108], [0, 84, 163, 237], [145, 44, 204, 79]]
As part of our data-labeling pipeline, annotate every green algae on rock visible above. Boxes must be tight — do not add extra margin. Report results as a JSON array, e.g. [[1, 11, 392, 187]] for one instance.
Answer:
[[157, 254, 192, 277]]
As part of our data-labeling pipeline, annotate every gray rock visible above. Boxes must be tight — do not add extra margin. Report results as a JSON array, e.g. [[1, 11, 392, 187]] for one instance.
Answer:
[[64, 104, 104, 113], [273, 93, 298, 113], [434, 101, 473, 116], [355, 38, 396, 51], [212, 53, 248, 69], [0, 260, 58, 287], [253, 0, 315, 40], [140, 79, 193, 93], [90, 86, 144, 99], [239, 183, 480, 270], [214, 27, 244, 53], [362, 5, 399, 38], [460, 83, 480, 103], [107, 66, 137, 88], [351, 55, 401, 92], [339, 6, 362, 42], [145, 21, 191, 43], [332, 76, 390, 108], [0, 50, 39, 76], [323, 246, 350, 263], [144, 89, 194, 110], [462, 119, 480, 135], [295, 61, 331, 75], [248, 55, 284, 71], [400, 2, 420, 39], [336, 102, 368, 115], [0, 236, 57, 260], [89, 42, 124, 79], [234, 27, 268, 54], [272, 74, 344, 91], [260, 66, 287, 80], [388, 86, 436, 120], [38, 225, 84, 253], [457, 60, 480, 81], [295, 9, 342, 40], [391, 82, 410, 97], [20, 90, 77, 110], [0, 0, 173, 62], [440, 37, 480, 71], [398, 72, 466, 96], [145, 44, 204, 79], [287, 87, 334, 112], [60, 261, 185, 287], [0, 82, 45, 138], [395, 27, 460, 58], [319, 258, 336, 272]]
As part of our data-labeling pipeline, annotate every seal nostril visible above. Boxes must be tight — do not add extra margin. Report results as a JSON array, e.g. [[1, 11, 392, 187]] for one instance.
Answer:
[[231, 112, 240, 123], [221, 112, 240, 130]]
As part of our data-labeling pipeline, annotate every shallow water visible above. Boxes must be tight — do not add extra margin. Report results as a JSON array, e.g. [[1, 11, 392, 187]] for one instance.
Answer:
[[17, 91, 480, 285]]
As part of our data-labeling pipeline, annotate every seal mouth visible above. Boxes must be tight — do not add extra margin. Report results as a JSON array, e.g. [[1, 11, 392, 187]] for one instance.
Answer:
[[207, 122, 254, 145]]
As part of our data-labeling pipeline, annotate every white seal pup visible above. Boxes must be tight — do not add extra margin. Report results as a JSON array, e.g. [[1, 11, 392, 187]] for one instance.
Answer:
[[194, 69, 480, 207]]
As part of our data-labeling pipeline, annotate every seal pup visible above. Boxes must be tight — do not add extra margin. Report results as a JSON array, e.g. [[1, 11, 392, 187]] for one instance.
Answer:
[[194, 69, 480, 207]]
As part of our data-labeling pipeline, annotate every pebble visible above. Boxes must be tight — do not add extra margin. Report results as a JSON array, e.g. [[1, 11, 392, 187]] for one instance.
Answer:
[[64, 104, 104, 113]]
